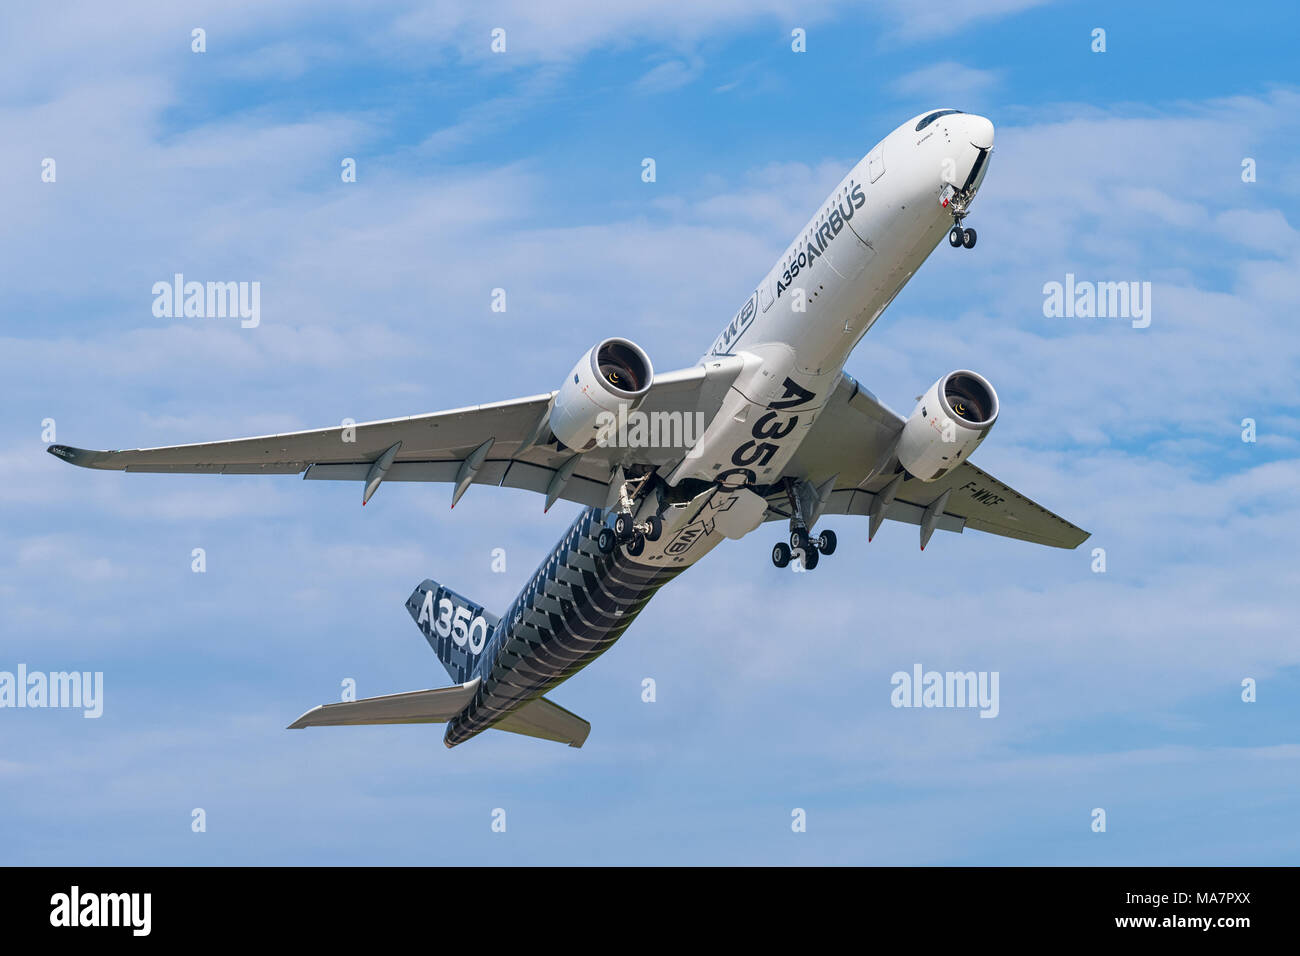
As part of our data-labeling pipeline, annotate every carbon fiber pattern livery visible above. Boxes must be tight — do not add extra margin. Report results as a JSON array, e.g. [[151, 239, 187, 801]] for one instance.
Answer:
[[444, 507, 683, 747], [406, 582, 499, 685]]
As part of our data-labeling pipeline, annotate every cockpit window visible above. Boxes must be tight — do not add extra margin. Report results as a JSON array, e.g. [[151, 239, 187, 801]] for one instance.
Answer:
[[915, 109, 963, 131]]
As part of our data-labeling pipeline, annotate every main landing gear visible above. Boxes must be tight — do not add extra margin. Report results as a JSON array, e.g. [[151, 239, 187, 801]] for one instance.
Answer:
[[948, 224, 977, 248], [770, 476, 837, 571], [597, 512, 662, 556], [771, 527, 836, 570], [596, 476, 663, 556]]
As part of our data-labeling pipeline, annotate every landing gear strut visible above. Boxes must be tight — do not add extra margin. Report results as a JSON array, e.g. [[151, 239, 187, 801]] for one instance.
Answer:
[[598, 476, 663, 555], [772, 478, 836, 571], [942, 183, 977, 249]]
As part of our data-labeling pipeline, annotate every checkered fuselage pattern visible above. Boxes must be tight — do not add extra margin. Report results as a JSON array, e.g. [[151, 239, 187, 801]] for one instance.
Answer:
[[444, 507, 685, 747]]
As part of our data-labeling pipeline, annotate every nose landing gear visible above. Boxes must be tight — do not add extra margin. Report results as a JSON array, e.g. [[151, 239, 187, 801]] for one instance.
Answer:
[[942, 184, 977, 249], [948, 224, 977, 248]]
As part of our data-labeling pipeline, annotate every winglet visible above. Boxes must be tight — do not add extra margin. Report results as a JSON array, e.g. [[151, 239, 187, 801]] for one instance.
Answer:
[[47, 445, 114, 469], [287, 705, 324, 730]]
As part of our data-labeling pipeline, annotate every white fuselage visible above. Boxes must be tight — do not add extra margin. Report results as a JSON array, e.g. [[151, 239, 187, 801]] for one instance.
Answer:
[[667, 109, 995, 490]]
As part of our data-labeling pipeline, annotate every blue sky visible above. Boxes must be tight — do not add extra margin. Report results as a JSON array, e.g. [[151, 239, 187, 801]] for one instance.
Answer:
[[3, 0, 1299, 864]]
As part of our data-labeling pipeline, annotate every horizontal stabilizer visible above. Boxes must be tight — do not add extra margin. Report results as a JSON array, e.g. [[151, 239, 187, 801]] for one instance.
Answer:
[[287, 678, 479, 729], [493, 695, 591, 748]]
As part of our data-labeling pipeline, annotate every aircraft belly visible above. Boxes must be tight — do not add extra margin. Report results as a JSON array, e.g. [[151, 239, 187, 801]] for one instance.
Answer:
[[444, 507, 695, 747]]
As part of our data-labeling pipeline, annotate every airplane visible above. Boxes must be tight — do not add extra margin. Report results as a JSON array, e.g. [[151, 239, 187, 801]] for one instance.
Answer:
[[48, 109, 1087, 750]]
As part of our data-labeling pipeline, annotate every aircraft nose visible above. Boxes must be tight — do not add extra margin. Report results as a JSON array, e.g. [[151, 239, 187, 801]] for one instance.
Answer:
[[967, 114, 994, 149]]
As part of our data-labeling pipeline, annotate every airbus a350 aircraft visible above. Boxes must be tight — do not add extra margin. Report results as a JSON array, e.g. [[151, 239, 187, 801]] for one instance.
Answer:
[[51, 109, 1087, 749]]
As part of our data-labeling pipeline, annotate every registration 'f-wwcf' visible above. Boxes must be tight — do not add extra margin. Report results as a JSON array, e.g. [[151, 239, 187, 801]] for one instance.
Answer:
[[51, 110, 1087, 749]]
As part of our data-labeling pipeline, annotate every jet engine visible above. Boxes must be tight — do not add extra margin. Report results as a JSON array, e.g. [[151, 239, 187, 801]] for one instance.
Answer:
[[896, 370, 998, 481], [550, 337, 655, 452]]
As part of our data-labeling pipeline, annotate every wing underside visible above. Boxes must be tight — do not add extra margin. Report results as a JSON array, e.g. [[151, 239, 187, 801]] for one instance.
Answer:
[[47, 358, 746, 511], [48, 357, 1085, 548], [775, 374, 1089, 549]]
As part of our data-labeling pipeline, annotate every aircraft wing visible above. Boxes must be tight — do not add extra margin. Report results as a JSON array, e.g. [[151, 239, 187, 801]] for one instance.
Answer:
[[776, 373, 1090, 550], [47, 356, 746, 510]]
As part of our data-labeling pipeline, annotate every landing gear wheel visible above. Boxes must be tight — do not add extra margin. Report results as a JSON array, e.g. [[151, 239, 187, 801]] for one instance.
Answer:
[[626, 535, 646, 557], [817, 529, 837, 555], [949, 226, 964, 247], [597, 527, 617, 555], [961, 227, 977, 248], [771, 542, 792, 568], [798, 546, 819, 570], [644, 514, 663, 542], [614, 512, 635, 538], [790, 528, 811, 552]]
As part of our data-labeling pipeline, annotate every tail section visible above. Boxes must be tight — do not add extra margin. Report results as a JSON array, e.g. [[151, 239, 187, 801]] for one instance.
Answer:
[[374, 577, 590, 748], [406, 579, 499, 684], [286, 677, 587, 747]]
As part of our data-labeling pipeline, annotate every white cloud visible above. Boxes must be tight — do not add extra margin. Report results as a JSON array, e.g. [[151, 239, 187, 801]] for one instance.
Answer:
[[634, 56, 704, 94], [891, 61, 1002, 105]]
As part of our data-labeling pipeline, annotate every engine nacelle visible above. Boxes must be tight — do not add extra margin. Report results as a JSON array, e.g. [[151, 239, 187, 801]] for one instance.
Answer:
[[550, 337, 655, 452], [896, 370, 999, 481]]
